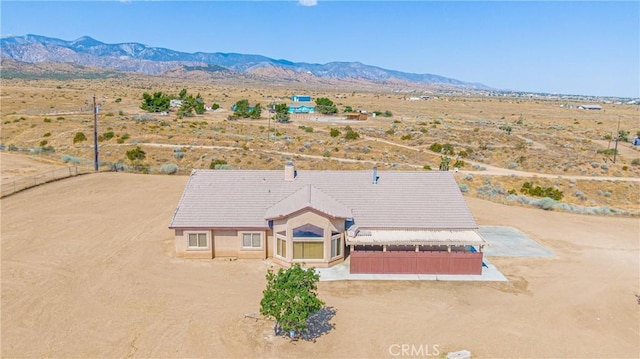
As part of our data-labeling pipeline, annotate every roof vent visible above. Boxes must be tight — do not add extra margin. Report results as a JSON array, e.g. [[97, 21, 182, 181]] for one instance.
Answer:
[[372, 165, 379, 184], [284, 161, 295, 181]]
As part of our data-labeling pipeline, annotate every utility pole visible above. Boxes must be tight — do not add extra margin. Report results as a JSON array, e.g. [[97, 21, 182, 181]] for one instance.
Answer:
[[93, 95, 99, 172], [613, 116, 621, 164]]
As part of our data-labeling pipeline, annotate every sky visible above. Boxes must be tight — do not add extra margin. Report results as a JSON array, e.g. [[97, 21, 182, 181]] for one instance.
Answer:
[[1, 1, 639, 98]]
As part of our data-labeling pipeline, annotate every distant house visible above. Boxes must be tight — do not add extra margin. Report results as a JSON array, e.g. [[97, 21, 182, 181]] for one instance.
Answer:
[[170, 99, 183, 108], [169, 163, 487, 275], [345, 112, 368, 121], [291, 95, 312, 102], [578, 104, 602, 110], [288, 103, 315, 114]]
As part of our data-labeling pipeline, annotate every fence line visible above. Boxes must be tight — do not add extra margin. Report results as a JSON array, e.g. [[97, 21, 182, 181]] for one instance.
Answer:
[[1, 166, 93, 198]]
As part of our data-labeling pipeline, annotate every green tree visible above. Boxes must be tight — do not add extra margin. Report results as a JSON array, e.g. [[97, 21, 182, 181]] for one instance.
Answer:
[[249, 103, 262, 119], [140, 92, 171, 112], [233, 99, 250, 118], [178, 88, 188, 100], [274, 103, 290, 122], [260, 263, 324, 336], [315, 97, 337, 115], [343, 105, 353, 113]]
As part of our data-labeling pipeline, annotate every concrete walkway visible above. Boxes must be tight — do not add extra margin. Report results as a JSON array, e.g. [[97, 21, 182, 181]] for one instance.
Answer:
[[317, 257, 508, 282]]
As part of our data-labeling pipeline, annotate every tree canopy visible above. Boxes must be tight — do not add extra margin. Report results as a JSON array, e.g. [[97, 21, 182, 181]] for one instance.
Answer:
[[260, 263, 324, 336], [315, 97, 337, 115], [273, 103, 290, 123], [140, 91, 171, 112]]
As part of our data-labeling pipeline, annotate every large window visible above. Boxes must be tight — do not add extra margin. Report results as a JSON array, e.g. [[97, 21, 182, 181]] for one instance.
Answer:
[[293, 241, 324, 260], [331, 233, 342, 258], [242, 233, 262, 248], [292, 224, 324, 260], [187, 232, 208, 249]]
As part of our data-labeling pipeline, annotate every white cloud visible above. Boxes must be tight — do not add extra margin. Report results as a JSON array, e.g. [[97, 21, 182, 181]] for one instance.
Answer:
[[298, 0, 318, 7]]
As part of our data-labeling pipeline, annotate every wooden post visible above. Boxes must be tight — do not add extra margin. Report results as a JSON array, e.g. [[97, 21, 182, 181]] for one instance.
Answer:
[[447, 245, 451, 253], [415, 245, 419, 252]]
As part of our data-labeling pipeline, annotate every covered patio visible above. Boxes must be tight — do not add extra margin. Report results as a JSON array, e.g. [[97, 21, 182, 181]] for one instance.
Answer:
[[346, 229, 488, 275]]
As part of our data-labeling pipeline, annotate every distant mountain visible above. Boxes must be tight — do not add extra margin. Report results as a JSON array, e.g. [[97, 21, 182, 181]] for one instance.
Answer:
[[1, 34, 491, 90]]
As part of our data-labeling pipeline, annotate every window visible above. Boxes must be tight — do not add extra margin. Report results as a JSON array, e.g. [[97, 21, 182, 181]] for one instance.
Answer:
[[331, 233, 342, 258], [242, 233, 262, 248], [293, 241, 324, 260], [276, 236, 287, 258], [187, 233, 208, 249], [292, 224, 323, 238]]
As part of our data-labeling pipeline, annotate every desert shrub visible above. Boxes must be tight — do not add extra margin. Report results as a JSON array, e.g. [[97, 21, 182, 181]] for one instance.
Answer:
[[463, 173, 474, 181], [43, 132, 51, 137], [73, 132, 87, 144], [361, 146, 371, 154], [508, 162, 518, 169], [303, 142, 312, 149], [103, 131, 115, 140], [442, 143, 455, 155], [330, 128, 340, 137], [209, 159, 228, 169], [43, 118, 52, 123], [459, 184, 469, 193], [61, 154, 81, 164], [429, 143, 443, 153], [521, 182, 563, 200], [631, 159, 640, 166], [423, 164, 432, 170], [384, 110, 393, 117], [458, 150, 469, 158], [597, 148, 616, 155], [344, 126, 360, 140], [211, 103, 220, 110], [590, 162, 600, 168], [453, 160, 465, 168], [213, 164, 232, 170], [39, 140, 48, 147], [115, 97, 122, 103], [322, 150, 331, 158], [126, 146, 146, 161], [161, 163, 179, 174], [401, 134, 412, 141], [530, 197, 557, 210]]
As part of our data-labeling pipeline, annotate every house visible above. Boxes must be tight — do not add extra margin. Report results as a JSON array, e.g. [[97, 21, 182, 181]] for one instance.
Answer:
[[578, 104, 602, 110], [291, 95, 312, 102], [288, 103, 315, 114], [170, 99, 183, 108], [169, 163, 487, 275]]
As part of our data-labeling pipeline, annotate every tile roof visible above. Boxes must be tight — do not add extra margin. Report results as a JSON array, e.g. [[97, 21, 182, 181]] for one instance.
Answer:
[[169, 169, 478, 230], [265, 185, 353, 220]]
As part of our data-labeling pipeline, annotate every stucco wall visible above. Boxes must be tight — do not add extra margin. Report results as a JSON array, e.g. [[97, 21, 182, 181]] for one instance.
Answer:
[[174, 229, 213, 259]]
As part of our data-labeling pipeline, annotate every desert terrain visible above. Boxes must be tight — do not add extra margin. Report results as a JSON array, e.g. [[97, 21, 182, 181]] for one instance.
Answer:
[[1, 153, 639, 358], [1, 73, 639, 358], [1, 76, 639, 213]]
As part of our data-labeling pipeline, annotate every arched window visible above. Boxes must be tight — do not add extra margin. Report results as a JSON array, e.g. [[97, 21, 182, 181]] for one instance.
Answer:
[[292, 224, 324, 260]]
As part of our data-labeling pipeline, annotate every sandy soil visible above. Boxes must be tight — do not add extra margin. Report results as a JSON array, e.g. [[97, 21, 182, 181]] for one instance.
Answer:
[[1, 152, 73, 182], [1, 170, 639, 358]]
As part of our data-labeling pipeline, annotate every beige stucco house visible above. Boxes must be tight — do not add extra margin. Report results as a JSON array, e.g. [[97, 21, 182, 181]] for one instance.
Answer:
[[169, 163, 487, 273]]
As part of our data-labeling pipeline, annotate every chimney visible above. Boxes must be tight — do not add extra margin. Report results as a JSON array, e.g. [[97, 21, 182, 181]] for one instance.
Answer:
[[284, 161, 295, 181], [372, 165, 379, 184]]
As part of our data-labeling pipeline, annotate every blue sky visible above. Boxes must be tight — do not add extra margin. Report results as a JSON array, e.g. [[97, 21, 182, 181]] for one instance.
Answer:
[[1, 1, 638, 98]]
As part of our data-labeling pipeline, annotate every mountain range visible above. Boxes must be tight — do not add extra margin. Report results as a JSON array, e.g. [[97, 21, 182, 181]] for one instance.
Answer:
[[1, 34, 490, 91]]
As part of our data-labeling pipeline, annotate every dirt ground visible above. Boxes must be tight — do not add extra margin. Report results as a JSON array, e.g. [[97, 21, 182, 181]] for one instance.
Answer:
[[1, 156, 639, 358]]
